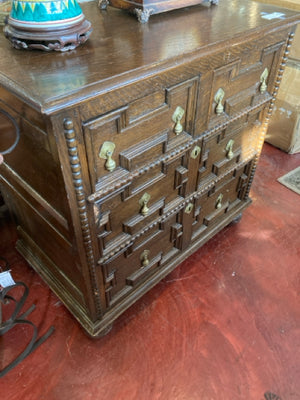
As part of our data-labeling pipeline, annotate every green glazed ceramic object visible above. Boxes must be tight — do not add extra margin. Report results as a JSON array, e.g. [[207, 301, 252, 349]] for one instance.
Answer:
[[4, 0, 92, 51]]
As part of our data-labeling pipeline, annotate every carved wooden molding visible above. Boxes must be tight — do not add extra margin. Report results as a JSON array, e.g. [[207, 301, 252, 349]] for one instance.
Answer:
[[98, 155, 254, 264], [245, 31, 295, 199], [63, 118, 102, 316], [88, 97, 271, 203]]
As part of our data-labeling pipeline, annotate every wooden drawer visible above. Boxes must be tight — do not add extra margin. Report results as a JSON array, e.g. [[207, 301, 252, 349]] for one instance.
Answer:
[[83, 76, 199, 190], [91, 104, 262, 258], [97, 158, 253, 310], [98, 211, 180, 309], [93, 145, 199, 256], [190, 161, 253, 243], [196, 107, 264, 187], [82, 35, 286, 198], [202, 39, 286, 131]]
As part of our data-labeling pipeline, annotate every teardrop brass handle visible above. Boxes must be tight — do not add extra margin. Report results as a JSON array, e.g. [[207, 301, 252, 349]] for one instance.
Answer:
[[99, 141, 116, 172], [140, 250, 150, 267], [260, 68, 269, 94], [214, 88, 225, 115], [105, 150, 116, 172], [139, 193, 151, 216], [225, 139, 235, 160], [215, 193, 223, 209], [172, 106, 185, 135]]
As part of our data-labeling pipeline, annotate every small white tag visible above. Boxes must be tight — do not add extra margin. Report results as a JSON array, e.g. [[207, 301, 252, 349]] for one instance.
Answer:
[[0, 270, 16, 289], [261, 12, 285, 20]]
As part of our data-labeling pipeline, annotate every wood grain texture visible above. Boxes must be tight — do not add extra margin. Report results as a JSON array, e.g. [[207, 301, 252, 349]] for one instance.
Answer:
[[0, 0, 299, 113], [1, 143, 299, 399], [107, 0, 211, 22], [0, 0, 299, 337]]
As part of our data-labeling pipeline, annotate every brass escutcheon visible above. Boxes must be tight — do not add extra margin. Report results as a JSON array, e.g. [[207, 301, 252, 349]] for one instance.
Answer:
[[225, 139, 235, 160], [191, 145, 201, 159], [260, 68, 269, 94], [172, 106, 185, 135], [214, 88, 225, 115], [215, 193, 223, 209], [185, 203, 194, 214], [99, 141, 116, 172], [140, 250, 150, 267], [139, 193, 151, 216]]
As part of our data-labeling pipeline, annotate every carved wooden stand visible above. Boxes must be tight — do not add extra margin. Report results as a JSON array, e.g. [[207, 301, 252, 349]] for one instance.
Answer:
[[4, 16, 92, 52]]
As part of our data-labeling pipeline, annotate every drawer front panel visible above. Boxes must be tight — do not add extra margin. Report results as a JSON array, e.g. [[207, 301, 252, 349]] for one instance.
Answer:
[[202, 40, 286, 131], [94, 152, 191, 256], [83, 77, 199, 189], [99, 212, 180, 308], [92, 107, 262, 258], [98, 160, 253, 310], [191, 161, 252, 242], [92, 124, 227, 257], [196, 108, 263, 187]]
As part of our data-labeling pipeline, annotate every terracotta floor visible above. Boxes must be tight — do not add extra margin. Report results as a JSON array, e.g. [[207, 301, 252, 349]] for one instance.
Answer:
[[1, 143, 300, 400]]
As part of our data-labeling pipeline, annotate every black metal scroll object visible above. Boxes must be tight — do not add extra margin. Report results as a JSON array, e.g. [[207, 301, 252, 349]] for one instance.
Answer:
[[0, 108, 20, 155], [0, 257, 54, 378]]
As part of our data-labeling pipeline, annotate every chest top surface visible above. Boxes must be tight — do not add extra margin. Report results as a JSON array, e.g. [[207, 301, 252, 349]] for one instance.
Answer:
[[0, 0, 299, 114]]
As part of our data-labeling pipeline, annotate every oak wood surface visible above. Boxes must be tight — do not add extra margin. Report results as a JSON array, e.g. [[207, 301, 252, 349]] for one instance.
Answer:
[[107, 0, 209, 19], [1, 143, 300, 399], [0, 0, 299, 337], [0, 0, 299, 113]]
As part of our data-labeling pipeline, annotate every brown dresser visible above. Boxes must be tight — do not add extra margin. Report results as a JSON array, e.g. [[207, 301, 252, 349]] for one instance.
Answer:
[[1, 0, 299, 337]]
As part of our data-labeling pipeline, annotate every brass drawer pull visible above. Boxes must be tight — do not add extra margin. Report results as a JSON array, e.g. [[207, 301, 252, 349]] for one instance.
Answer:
[[139, 193, 151, 216], [140, 250, 150, 267], [172, 106, 185, 135], [99, 141, 116, 172], [215, 193, 223, 209], [214, 88, 225, 115], [225, 139, 235, 160], [260, 68, 269, 94]]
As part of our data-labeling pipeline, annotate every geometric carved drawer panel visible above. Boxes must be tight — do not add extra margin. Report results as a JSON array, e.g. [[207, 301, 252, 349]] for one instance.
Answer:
[[197, 108, 263, 188], [99, 211, 180, 309], [207, 40, 285, 129], [94, 149, 197, 256], [82, 76, 199, 189], [191, 161, 253, 242]]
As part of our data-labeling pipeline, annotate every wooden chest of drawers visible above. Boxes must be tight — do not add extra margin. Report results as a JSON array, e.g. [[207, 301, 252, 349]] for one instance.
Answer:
[[0, 0, 299, 337]]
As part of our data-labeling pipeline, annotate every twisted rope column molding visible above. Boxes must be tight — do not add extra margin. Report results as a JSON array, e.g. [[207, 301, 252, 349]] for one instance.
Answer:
[[244, 30, 296, 199], [63, 118, 102, 319]]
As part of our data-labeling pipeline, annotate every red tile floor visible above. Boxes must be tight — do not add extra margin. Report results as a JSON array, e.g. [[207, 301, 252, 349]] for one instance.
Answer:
[[1, 143, 300, 400]]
